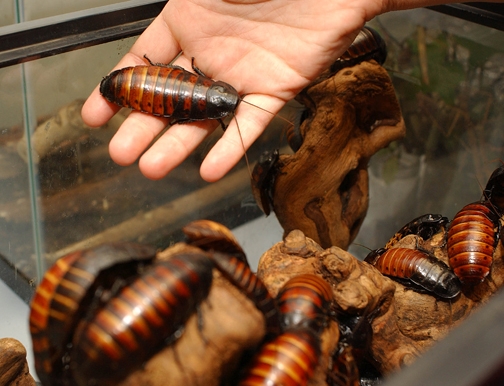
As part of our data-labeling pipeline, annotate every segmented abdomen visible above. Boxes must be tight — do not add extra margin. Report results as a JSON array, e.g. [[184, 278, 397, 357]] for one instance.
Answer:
[[365, 247, 461, 298], [72, 252, 213, 383], [29, 243, 156, 385], [238, 329, 321, 386], [447, 202, 497, 284], [277, 274, 333, 334], [100, 65, 213, 119]]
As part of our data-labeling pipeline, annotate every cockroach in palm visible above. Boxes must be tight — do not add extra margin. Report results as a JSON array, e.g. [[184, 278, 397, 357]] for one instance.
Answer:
[[100, 56, 293, 176]]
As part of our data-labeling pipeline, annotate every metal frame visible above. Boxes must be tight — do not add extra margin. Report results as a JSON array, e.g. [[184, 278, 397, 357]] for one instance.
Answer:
[[428, 3, 504, 31], [0, 0, 166, 68], [1, 2, 504, 385]]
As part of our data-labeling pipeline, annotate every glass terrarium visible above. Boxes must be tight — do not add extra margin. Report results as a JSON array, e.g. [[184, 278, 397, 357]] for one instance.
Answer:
[[1, 1, 504, 385]]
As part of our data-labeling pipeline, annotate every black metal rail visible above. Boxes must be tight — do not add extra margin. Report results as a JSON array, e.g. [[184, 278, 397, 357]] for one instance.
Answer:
[[428, 3, 504, 31], [0, 1, 167, 68]]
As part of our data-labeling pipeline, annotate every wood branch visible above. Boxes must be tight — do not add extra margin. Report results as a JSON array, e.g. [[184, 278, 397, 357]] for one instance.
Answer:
[[0, 338, 36, 386], [272, 61, 406, 250]]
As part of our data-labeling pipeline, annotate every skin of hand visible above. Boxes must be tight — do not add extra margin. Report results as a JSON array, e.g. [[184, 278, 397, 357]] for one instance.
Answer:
[[81, 0, 468, 182]]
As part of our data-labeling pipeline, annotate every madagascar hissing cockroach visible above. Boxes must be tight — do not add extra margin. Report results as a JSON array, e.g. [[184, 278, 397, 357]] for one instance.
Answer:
[[182, 219, 247, 263], [447, 202, 500, 284], [291, 26, 388, 152], [29, 243, 156, 386], [446, 164, 504, 284], [238, 329, 321, 386], [483, 164, 504, 211], [330, 26, 387, 75], [384, 213, 449, 249], [100, 57, 240, 126], [182, 219, 281, 334], [250, 149, 280, 216], [327, 345, 360, 386], [71, 251, 214, 385], [365, 247, 461, 298], [276, 274, 333, 334]]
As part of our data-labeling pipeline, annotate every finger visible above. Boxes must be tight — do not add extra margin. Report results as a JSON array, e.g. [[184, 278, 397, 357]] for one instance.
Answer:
[[138, 121, 218, 180], [200, 95, 286, 182], [108, 111, 170, 166]]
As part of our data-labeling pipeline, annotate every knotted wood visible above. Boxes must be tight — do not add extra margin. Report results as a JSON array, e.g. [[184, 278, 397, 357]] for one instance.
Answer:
[[272, 61, 406, 250]]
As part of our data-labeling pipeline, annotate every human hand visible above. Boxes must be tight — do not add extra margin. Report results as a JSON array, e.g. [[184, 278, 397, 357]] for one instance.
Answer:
[[82, 0, 387, 181]]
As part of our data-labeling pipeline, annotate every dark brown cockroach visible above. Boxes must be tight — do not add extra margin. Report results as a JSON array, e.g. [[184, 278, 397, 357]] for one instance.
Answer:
[[330, 26, 387, 74], [483, 164, 504, 211], [384, 213, 449, 249], [291, 26, 387, 152], [327, 345, 360, 386], [276, 274, 333, 334], [238, 329, 321, 386], [365, 247, 461, 298], [447, 202, 500, 284], [182, 219, 281, 334], [182, 219, 247, 263], [250, 149, 280, 216], [29, 243, 156, 386], [71, 251, 214, 385], [100, 57, 240, 126]]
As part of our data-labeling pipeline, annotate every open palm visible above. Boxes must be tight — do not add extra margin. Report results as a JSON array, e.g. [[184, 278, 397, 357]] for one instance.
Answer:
[[81, 0, 409, 181]]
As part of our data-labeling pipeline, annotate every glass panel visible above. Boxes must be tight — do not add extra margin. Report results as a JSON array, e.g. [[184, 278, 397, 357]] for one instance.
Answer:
[[20, 0, 130, 21], [0, 63, 38, 296], [351, 8, 504, 257], [0, 0, 15, 26]]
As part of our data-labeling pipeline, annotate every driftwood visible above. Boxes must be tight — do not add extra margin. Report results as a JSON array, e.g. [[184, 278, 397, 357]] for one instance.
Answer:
[[258, 226, 504, 377], [272, 61, 406, 250], [0, 338, 36, 385]]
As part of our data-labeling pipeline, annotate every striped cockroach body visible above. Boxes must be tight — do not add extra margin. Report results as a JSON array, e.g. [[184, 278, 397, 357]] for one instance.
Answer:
[[100, 57, 240, 127], [447, 201, 500, 284], [29, 243, 156, 386], [238, 329, 321, 386], [365, 247, 461, 298], [447, 165, 504, 284], [182, 219, 247, 263], [239, 274, 334, 385], [183, 219, 281, 334], [71, 251, 214, 385], [276, 274, 333, 334]]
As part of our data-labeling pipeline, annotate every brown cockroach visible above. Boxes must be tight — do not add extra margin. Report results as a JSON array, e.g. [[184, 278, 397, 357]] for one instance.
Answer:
[[276, 274, 333, 334], [365, 247, 461, 298], [29, 243, 156, 386], [182, 219, 281, 334], [447, 202, 500, 284], [289, 26, 388, 153], [238, 329, 321, 386], [447, 164, 504, 284], [71, 251, 214, 385]]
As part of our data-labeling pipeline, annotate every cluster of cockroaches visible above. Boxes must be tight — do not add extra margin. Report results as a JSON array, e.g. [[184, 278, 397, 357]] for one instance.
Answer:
[[364, 164, 504, 298], [30, 219, 371, 385]]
